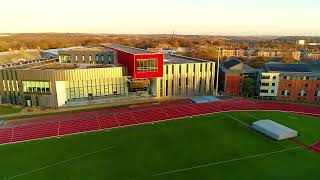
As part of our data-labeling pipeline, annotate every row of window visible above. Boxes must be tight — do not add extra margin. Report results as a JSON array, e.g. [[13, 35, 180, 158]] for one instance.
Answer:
[[66, 79, 127, 100], [283, 76, 320, 80], [260, 89, 275, 94], [281, 90, 320, 97], [22, 81, 50, 94], [261, 76, 277, 80], [136, 58, 158, 73], [165, 63, 214, 75], [59, 55, 112, 64], [282, 82, 320, 88], [261, 82, 276, 87]]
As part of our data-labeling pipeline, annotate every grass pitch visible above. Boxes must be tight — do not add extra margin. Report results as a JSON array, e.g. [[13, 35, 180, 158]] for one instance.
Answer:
[[1, 111, 320, 180]]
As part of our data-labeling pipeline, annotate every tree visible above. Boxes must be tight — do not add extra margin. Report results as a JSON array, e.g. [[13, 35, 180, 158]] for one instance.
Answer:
[[243, 78, 255, 97]]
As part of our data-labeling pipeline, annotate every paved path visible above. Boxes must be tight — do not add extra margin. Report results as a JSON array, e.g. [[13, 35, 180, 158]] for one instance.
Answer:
[[0, 97, 189, 119]]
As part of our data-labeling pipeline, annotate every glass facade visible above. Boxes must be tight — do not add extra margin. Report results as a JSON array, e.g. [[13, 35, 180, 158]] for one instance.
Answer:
[[137, 58, 158, 72], [65, 78, 128, 101], [23, 81, 50, 93], [59, 55, 71, 63]]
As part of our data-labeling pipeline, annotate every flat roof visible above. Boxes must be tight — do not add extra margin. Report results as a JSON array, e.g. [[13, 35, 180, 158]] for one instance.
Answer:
[[265, 63, 312, 73], [59, 47, 112, 53], [13, 61, 122, 70], [105, 44, 158, 55], [164, 53, 209, 64]]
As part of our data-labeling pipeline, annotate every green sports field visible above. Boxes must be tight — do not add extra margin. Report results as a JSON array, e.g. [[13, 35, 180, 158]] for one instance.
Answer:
[[1, 111, 320, 180]]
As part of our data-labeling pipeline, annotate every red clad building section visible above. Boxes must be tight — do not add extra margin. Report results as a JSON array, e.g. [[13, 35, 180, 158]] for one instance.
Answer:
[[279, 79, 320, 102], [225, 76, 244, 96], [107, 45, 163, 79]]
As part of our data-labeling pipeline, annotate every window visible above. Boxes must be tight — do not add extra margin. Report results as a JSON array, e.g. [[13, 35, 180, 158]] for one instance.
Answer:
[[282, 90, 291, 96], [261, 83, 269, 86], [287, 90, 291, 96], [82, 55, 85, 63], [272, 76, 276, 80], [59, 55, 71, 63], [261, 76, 270, 79], [137, 58, 158, 73], [271, 90, 275, 93], [75, 56, 78, 62], [23, 81, 50, 93], [305, 83, 308, 87], [315, 91, 320, 97], [272, 83, 276, 86], [108, 55, 111, 64], [260, 90, 268, 93], [298, 90, 307, 96], [89, 55, 92, 63], [96, 55, 99, 63], [288, 83, 292, 87]]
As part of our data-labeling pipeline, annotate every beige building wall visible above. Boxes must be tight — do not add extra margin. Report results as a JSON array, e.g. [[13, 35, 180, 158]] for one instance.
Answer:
[[0, 67, 126, 108], [259, 72, 280, 97], [155, 62, 215, 97]]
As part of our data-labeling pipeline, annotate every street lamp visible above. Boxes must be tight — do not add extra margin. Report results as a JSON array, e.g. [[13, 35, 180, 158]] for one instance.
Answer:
[[215, 47, 221, 96]]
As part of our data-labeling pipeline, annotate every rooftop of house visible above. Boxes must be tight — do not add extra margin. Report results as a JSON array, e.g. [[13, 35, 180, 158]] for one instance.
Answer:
[[222, 59, 242, 69], [220, 58, 258, 73]]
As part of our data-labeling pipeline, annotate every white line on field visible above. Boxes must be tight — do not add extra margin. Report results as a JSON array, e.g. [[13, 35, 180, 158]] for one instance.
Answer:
[[3, 146, 116, 180], [153, 146, 302, 176], [225, 114, 249, 127]]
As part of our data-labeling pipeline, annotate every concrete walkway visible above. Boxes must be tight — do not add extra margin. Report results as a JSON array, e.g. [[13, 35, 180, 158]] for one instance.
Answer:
[[0, 97, 190, 119]]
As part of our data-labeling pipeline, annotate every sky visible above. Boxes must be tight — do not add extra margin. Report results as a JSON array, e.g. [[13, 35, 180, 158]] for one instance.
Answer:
[[1, 0, 320, 36]]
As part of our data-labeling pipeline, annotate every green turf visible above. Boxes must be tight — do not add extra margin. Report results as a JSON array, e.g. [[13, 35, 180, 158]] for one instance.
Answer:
[[0, 105, 22, 115], [0, 111, 319, 180]]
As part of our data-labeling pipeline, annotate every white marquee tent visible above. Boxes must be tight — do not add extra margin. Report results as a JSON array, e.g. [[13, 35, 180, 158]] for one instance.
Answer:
[[252, 120, 298, 140]]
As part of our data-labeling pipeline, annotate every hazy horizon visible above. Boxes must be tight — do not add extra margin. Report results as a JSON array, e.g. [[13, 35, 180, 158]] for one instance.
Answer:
[[1, 0, 320, 36]]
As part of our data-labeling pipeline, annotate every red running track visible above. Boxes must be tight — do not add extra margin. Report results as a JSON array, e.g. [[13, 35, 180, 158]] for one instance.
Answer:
[[0, 99, 319, 145], [310, 143, 320, 154]]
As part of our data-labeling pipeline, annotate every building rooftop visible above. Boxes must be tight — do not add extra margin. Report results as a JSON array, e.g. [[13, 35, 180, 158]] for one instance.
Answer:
[[264, 63, 312, 73], [222, 59, 242, 69], [12, 61, 122, 70], [305, 61, 320, 72], [164, 53, 208, 64], [221, 58, 257, 73], [59, 47, 111, 53], [104, 44, 158, 55]]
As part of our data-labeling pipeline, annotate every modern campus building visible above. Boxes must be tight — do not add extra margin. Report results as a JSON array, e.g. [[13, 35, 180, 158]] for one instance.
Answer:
[[219, 59, 320, 103], [0, 45, 216, 108], [259, 63, 320, 102]]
